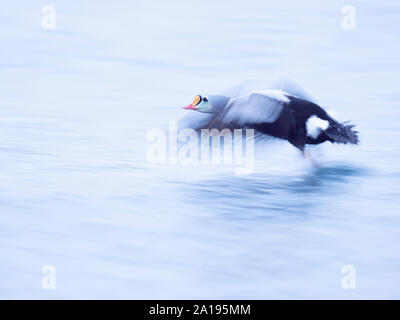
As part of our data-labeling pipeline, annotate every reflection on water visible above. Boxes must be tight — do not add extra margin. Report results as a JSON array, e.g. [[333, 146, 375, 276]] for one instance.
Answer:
[[1, 0, 400, 299], [179, 163, 368, 221], [297, 164, 367, 187]]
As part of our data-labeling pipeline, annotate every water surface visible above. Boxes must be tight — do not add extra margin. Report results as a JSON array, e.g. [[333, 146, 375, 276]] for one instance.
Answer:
[[0, 0, 400, 298]]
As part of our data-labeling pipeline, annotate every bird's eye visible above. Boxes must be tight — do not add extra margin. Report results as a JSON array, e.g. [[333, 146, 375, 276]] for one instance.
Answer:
[[203, 97, 208, 102]]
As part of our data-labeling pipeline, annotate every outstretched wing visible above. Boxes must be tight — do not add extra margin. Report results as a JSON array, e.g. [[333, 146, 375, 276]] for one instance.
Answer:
[[217, 90, 288, 127]]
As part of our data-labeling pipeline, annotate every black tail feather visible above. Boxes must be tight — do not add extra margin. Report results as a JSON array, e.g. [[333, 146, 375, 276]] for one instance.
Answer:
[[325, 122, 359, 145]]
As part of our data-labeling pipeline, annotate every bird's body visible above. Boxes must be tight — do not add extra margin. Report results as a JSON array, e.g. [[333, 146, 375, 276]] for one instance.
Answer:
[[182, 89, 359, 152]]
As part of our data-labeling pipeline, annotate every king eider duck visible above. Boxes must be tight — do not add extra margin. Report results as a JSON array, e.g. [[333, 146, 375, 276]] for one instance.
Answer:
[[182, 89, 359, 155]]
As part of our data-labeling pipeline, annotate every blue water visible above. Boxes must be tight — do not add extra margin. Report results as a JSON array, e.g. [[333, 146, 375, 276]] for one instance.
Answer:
[[1, 0, 400, 299]]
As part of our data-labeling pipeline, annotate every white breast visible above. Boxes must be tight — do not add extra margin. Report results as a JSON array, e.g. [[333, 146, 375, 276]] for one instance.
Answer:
[[306, 116, 329, 138]]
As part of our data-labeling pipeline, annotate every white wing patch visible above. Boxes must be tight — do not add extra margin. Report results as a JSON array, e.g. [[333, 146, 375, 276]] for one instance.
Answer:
[[306, 116, 329, 138], [221, 90, 288, 126]]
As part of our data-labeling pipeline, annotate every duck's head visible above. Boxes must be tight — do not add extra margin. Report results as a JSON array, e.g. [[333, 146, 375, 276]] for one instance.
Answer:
[[183, 95, 214, 113]]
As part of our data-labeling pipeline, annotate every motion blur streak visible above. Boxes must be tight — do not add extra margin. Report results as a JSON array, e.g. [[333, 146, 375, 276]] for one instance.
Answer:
[[0, 0, 399, 299]]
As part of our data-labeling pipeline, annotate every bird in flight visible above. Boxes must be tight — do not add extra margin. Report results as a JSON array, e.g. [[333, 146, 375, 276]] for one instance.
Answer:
[[182, 89, 359, 156]]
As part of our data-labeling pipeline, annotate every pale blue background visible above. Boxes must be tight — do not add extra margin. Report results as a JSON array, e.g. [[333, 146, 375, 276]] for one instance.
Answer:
[[0, 0, 399, 298]]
